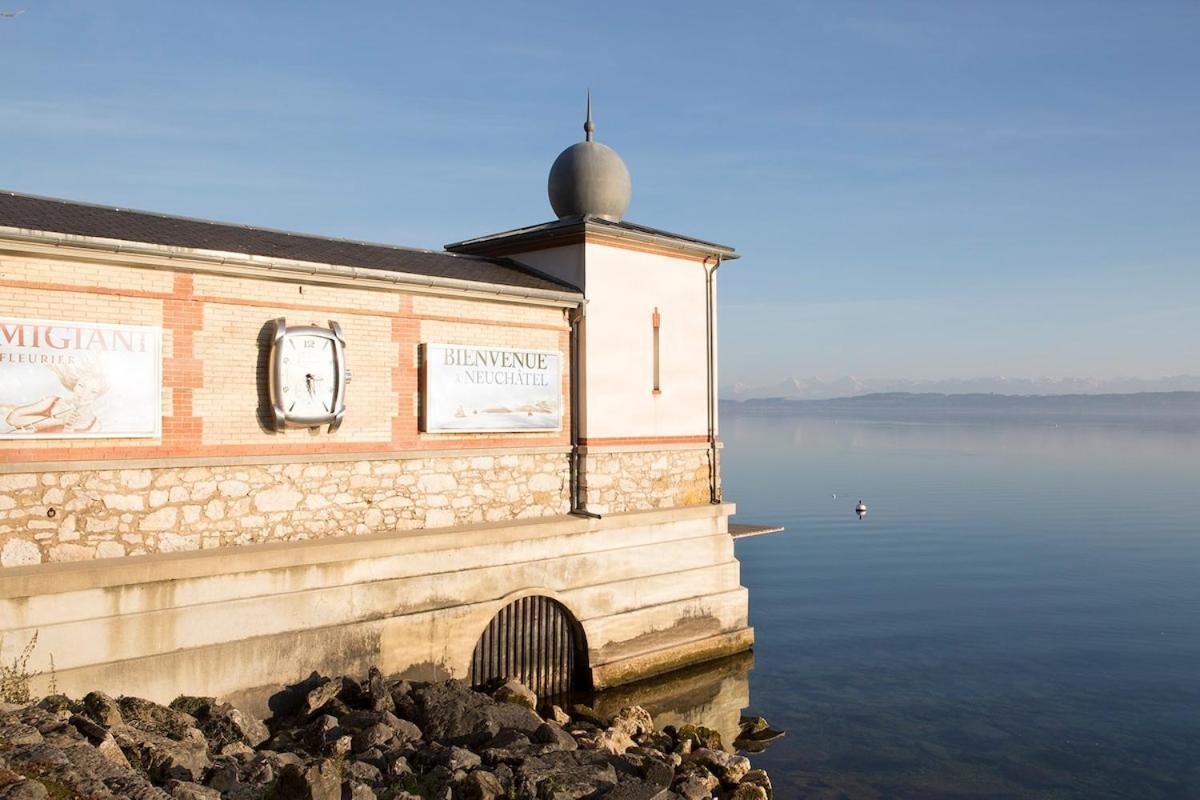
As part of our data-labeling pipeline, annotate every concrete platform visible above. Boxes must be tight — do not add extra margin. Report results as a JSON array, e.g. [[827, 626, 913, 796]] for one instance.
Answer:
[[1, 503, 753, 716]]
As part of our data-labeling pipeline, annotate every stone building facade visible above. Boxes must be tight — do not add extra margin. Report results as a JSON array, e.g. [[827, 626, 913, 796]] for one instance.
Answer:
[[0, 110, 757, 711]]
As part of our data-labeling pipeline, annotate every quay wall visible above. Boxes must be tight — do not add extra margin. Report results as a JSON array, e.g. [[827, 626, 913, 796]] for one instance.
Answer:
[[0, 504, 751, 717]]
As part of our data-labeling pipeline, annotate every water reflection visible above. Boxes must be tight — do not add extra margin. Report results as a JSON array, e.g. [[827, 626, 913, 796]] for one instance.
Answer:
[[722, 413, 1200, 800], [589, 651, 756, 751]]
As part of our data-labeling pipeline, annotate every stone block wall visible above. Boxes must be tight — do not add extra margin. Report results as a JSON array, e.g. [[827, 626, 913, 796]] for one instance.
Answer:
[[0, 452, 569, 566], [580, 447, 714, 515]]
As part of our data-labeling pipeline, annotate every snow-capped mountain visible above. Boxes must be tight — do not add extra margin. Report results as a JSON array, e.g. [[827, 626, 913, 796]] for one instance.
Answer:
[[721, 375, 1200, 401]]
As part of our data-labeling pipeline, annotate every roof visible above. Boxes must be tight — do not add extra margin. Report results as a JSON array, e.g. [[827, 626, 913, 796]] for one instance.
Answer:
[[445, 215, 738, 260], [0, 191, 581, 295]]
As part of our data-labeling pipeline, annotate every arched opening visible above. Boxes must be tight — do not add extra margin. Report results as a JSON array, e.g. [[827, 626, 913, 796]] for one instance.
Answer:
[[469, 595, 589, 706]]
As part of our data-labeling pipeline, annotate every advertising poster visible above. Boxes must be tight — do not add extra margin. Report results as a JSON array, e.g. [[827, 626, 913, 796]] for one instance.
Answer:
[[0, 317, 162, 439], [423, 343, 562, 432]]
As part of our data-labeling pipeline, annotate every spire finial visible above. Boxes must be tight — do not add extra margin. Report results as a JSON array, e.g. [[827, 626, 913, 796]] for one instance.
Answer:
[[584, 90, 595, 142]]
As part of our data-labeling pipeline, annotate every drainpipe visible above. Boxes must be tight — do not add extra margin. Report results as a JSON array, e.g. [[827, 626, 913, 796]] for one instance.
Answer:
[[703, 255, 724, 504], [569, 303, 600, 518]]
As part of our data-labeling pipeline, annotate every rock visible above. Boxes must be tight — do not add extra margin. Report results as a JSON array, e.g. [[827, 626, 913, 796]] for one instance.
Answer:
[[165, 780, 220, 799], [82, 691, 124, 727], [343, 782, 375, 800], [117, 697, 198, 742], [605, 779, 671, 800], [70, 715, 132, 768], [111, 724, 210, 783], [207, 703, 269, 747], [459, 768, 505, 800], [593, 728, 636, 755], [446, 746, 482, 770], [344, 759, 382, 784], [674, 773, 717, 800], [739, 767, 777, 800], [350, 722, 393, 753], [610, 706, 654, 739], [515, 750, 619, 799], [0, 779, 49, 800], [729, 784, 769, 800], [549, 705, 571, 726], [366, 666, 395, 713], [688, 749, 750, 787], [412, 680, 541, 744], [204, 760, 240, 793], [491, 679, 536, 709], [303, 677, 345, 716], [569, 704, 606, 727], [532, 722, 577, 753], [274, 759, 342, 800], [381, 711, 422, 742], [0, 721, 43, 747]]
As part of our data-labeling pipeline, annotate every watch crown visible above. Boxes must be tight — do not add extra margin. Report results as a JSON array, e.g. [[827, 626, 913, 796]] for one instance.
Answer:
[[345, 369, 352, 383]]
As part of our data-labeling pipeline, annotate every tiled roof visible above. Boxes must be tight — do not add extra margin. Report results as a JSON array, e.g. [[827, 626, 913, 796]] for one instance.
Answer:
[[0, 191, 581, 294]]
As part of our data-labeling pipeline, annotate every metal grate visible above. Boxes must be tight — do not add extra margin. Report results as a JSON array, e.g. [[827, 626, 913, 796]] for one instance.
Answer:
[[469, 595, 585, 706]]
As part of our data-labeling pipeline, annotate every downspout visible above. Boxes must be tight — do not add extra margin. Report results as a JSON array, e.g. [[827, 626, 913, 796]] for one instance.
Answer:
[[569, 303, 600, 518], [703, 255, 724, 503]]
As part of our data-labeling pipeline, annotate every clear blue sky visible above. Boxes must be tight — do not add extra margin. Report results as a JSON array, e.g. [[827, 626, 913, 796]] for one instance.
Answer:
[[3, 1, 1197, 385]]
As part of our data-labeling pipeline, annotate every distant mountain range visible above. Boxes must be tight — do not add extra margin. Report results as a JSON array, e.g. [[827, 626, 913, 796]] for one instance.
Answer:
[[721, 375, 1200, 401], [722, 391, 1200, 422]]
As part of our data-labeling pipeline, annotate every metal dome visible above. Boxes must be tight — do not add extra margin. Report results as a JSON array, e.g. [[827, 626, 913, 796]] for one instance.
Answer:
[[547, 96, 631, 222]]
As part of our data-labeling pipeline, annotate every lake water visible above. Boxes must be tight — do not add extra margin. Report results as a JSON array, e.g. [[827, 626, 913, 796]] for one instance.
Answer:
[[718, 411, 1200, 799]]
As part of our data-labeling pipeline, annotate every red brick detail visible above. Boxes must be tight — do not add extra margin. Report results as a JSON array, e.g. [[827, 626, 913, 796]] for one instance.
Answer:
[[164, 273, 203, 446]]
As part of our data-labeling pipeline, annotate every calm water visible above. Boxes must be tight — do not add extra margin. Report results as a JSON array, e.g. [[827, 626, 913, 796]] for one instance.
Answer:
[[722, 412, 1200, 799]]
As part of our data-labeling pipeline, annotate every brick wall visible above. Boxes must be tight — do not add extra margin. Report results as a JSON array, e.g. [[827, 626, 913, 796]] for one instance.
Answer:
[[0, 249, 575, 564]]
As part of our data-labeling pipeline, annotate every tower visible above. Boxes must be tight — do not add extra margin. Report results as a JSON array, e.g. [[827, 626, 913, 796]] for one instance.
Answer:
[[446, 97, 737, 514]]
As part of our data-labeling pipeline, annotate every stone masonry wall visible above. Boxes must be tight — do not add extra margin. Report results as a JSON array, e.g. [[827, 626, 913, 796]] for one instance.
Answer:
[[580, 447, 714, 515], [0, 452, 569, 566]]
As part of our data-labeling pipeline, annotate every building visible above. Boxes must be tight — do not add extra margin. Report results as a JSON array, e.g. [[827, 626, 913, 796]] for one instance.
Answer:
[[0, 105, 760, 713]]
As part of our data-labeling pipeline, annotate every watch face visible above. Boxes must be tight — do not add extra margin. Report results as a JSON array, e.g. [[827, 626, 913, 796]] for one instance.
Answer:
[[281, 334, 337, 417], [270, 318, 347, 431]]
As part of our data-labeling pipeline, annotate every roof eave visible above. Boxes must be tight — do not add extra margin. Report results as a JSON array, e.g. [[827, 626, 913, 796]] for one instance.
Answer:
[[0, 226, 585, 306], [446, 217, 739, 261]]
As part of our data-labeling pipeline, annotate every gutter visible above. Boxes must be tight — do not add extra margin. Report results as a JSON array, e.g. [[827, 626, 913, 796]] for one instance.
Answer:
[[0, 227, 584, 307]]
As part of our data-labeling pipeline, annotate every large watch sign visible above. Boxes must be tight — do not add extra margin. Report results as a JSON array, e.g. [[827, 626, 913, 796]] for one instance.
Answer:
[[423, 343, 562, 433], [0, 317, 162, 439]]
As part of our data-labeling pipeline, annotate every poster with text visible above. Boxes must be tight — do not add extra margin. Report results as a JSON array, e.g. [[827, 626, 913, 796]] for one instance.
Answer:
[[423, 343, 562, 433], [0, 317, 162, 439]]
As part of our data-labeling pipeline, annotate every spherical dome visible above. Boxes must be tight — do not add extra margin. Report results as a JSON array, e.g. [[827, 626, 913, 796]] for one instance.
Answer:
[[547, 140, 632, 221]]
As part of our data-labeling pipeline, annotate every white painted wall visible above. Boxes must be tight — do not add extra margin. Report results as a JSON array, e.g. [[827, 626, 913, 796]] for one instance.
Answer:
[[510, 241, 713, 439], [580, 244, 709, 438]]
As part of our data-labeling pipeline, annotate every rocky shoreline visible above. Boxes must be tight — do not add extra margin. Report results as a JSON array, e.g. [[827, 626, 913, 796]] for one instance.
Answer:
[[0, 668, 779, 799]]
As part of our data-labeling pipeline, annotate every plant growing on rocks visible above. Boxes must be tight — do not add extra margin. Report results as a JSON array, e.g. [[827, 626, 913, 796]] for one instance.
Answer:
[[0, 631, 49, 704]]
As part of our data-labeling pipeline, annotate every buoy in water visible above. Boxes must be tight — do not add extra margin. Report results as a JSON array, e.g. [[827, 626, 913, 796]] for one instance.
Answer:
[[855, 500, 867, 520]]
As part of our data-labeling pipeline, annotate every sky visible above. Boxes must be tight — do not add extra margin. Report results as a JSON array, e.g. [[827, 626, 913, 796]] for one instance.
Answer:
[[2, 1, 1197, 387]]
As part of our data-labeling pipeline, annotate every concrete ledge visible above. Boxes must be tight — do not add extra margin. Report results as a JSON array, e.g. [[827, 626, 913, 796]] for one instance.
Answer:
[[0, 445, 573, 475], [0, 503, 735, 599], [590, 628, 755, 690]]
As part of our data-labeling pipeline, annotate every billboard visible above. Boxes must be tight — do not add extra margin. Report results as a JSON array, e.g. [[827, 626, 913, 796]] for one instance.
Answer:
[[423, 343, 562, 433], [0, 317, 162, 439]]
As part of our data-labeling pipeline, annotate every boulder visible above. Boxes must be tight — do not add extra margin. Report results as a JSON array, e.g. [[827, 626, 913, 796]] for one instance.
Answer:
[[110, 724, 210, 783], [274, 759, 342, 800], [688, 748, 750, 787], [740, 768, 773, 799], [412, 681, 541, 744], [491, 679, 537, 710], [532, 722, 577, 753], [82, 691, 124, 728], [515, 750, 619, 799], [459, 768, 505, 800], [610, 706, 654, 739]]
